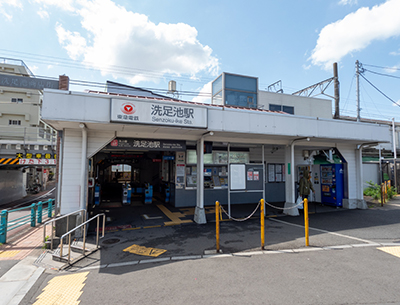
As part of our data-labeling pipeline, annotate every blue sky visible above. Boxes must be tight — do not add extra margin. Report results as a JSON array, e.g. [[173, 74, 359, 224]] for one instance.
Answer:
[[1, 0, 400, 121]]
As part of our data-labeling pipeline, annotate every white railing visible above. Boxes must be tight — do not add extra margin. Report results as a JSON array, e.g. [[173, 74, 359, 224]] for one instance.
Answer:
[[0, 126, 57, 145]]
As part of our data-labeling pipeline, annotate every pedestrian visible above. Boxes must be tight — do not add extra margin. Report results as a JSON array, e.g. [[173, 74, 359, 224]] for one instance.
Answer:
[[299, 169, 315, 201]]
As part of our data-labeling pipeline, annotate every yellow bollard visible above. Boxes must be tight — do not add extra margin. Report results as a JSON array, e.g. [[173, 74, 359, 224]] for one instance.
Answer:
[[304, 198, 309, 247], [216, 201, 220, 253], [260, 199, 265, 250]]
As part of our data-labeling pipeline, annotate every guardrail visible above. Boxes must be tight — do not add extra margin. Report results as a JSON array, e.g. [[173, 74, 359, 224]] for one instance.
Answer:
[[57, 213, 105, 265], [43, 209, 86, 250], [0, 199, 54, 244]]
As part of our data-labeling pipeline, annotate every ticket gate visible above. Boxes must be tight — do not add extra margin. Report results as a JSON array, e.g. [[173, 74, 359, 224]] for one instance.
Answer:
[[122, 183, 132, 205]]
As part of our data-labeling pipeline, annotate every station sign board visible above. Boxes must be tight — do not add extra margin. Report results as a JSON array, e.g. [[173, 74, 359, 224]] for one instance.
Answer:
[[106, 138, 186, 151], [0, 74, 59, 90], [18, 159, 56, 165], [110, 98, 207, 128]]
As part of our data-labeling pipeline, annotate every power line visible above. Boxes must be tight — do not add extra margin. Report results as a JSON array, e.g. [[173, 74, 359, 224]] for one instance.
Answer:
[[359, 73, 400, 107], [363, 63, 400, 71], [0, 64, 212, 98], [0, 50, 217, 85], [364, 69, 400, 80]]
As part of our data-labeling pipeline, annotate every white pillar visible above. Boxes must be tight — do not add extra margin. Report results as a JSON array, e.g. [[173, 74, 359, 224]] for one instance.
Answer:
[[356, 147, 363, 200], [194, 137, 206, 224], [80, 124, 88, 212], [284, 146, 293, 203]]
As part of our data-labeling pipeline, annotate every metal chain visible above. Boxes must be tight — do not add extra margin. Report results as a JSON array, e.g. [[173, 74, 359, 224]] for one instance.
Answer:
[[264, 199, 304, 211], [219, 201, 261, 222]]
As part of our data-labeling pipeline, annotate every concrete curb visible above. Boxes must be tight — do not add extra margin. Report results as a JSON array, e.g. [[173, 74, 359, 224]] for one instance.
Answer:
[[64, 242, 400, 273]]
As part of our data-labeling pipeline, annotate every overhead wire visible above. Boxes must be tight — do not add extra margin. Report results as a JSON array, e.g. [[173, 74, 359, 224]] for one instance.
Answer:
[[0, 49, 217, 85], [341, 73, 355, 115], [1, 65, 212, 98], [364, 69, 400, 80], [362, 63, 400, 71], [359, 73, 400, 107]]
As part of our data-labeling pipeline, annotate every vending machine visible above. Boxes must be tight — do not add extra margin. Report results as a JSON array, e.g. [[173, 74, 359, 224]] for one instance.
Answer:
[[320, 164, 344, 207]]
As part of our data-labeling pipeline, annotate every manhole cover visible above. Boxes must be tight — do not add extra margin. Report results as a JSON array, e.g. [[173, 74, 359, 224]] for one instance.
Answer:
[[102, 238, 121, 245]]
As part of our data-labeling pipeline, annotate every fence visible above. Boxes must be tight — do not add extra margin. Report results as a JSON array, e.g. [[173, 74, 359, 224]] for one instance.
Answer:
[[215, 198, 310, 252], [0, 199, 54, 244]]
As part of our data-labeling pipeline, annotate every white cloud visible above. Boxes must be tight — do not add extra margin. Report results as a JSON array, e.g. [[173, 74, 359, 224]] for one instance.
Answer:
[[384, 64, 400, 74], [192, 81, 212, 104], [47, 0, 219, 85], [338, 0, 358, 5], [311, 0, 400, 69], [30, 65, 39, 73], [37, 8, 49, 19], [33, 0, 75, 12], [0, 0, 23, 21], [55, 23, 87, 60]]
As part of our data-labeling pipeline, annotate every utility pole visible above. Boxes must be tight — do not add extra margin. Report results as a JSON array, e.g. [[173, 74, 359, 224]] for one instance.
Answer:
[[333, 62, 340, 119], [356, 60, 360, 122]]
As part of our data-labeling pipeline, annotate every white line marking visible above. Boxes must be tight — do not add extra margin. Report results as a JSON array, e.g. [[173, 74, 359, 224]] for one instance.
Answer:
[[270, 217, 375, 244]]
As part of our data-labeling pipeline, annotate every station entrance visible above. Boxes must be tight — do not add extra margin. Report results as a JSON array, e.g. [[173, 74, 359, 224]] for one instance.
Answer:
[[87, 138, 190, 225], [86, 138, 195, 229]]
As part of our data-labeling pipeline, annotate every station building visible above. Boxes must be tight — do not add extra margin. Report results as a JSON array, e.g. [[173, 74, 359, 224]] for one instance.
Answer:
[[41, 72, 391, 223]]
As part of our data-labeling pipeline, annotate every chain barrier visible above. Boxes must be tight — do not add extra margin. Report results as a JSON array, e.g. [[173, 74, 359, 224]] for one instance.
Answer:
[[219, 200, 261, 222], [264, 199, 304, 211]]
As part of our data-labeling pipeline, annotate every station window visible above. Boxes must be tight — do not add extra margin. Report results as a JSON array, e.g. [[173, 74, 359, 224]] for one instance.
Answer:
[[9, 120, 21, 125], [269, 104, 294, 115], [11, 98, 23, 103], [185, 150, 250, 189]]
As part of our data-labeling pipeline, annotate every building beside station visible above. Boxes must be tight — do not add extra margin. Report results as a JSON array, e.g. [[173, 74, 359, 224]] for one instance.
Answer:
[[0, 58, 63, 204], [41, 70, 391, 224]]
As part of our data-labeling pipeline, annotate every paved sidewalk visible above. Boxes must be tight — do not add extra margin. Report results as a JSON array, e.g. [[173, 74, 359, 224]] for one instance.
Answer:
[[2, 196, 400, 305], [0, 226, 46, 305]]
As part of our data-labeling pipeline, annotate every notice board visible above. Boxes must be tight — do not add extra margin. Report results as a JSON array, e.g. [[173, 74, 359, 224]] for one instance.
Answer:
[[230, 164, 246, 190], [245, 164, 264, 190]]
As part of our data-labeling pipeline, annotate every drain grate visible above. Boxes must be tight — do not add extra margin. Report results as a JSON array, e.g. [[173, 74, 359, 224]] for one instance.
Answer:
[[102, 238, 121, 245]]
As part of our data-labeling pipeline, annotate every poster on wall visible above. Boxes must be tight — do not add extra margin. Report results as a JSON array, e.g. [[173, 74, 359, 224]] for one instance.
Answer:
[[254, 171, 259, 181], [175, 151, 186, 189], [268, 164, 275, 182]]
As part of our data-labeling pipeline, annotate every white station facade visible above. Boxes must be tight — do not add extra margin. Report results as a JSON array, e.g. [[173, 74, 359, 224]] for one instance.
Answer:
[[41, 74, 391, 223]]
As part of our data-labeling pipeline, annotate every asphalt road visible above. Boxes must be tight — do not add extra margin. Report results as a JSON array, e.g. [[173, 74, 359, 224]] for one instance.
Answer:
[[20, 201, 400, 304]]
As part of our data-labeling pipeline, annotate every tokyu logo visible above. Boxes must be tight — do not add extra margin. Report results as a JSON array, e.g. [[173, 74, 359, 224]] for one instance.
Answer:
[[121, 102, 136, 115]]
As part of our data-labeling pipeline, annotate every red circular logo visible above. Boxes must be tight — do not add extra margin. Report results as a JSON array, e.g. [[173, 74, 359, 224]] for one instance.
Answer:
[[121, 103, 136, 115]]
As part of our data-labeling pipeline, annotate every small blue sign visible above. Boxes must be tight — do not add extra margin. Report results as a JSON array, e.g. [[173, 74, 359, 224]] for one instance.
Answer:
[[163, 156, 175, 160]]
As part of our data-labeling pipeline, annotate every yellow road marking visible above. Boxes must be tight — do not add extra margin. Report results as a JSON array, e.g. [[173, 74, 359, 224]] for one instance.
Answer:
[[0, 250, 20, 258], [377, 246, 400, 258], [180, 207, 215, 216], [33, 272, 89, 305], [157, 204, 192, 225], [123, 244, 167, 257], [164, 220, 193, 226]]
